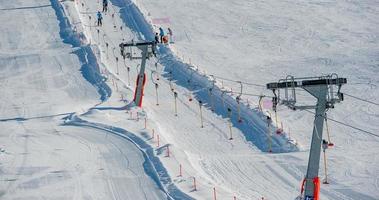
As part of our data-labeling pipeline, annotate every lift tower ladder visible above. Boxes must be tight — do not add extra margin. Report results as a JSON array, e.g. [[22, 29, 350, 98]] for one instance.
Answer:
[[119, 40, 157, 107], [266, 74, 346, 200]]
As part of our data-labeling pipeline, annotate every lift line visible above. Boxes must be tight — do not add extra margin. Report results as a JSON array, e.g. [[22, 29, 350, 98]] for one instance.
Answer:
[[119, 40, 157, 107], [266, 74, 346, 200]]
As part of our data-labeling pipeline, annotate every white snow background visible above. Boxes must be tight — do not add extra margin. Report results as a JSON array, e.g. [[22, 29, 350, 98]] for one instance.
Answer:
[[0, 0, 378, 199]]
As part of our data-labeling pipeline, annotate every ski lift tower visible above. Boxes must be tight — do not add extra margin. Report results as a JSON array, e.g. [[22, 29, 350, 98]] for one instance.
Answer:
[[119, 40, 157, 107], [266, 74, 346, 200]]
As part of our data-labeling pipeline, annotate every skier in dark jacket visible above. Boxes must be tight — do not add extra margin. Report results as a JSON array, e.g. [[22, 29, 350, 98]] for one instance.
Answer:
[[154, 33, 160, 44], [97, 11, 103, 26], [159, 27, 165, 43], [103, 0, 108, 12]]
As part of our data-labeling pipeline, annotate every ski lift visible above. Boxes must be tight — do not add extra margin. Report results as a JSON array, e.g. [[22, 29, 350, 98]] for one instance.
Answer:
[[119, 40, 157, 60], [258, 95, 264, 111], [150, 70, 159, 85], [236, 81, 243, 122], [277, 75, 296, 109], [324, 113, 334, 147], [186, 70, 197, 102], [326, 73, 344, 108], [154, 62, 160, 80], [168, 71, 175, 92], [221, 90, 227, 108], [266, 74, 347, 199], [271, 89, 283, 134]]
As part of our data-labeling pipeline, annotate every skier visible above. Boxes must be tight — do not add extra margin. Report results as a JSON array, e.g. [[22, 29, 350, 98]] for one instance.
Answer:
[[154, 32, 159, 44], [162, 35, 168, 44], [102, 0, 108, 12], [159, 27, 165, 43], [167, 27, 173, 43], [97, 11, 103, 26]]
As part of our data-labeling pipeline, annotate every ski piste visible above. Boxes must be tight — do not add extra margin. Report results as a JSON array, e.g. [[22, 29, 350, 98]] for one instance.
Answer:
[[0, 0, 377, 199]]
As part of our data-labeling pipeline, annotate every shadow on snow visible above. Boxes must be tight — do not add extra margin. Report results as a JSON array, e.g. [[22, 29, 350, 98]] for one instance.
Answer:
[[50, 0, 111, 102], [109, 0, 298, 153]]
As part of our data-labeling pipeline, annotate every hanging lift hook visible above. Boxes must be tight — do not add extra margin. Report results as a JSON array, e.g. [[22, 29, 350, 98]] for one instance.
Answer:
[[169, 70, 175, 92], [209, 75, 216, 91], [272, 89, 278, 112], [151, 71, 159, 85], [236, 81, 243, 103], [258, 95, 265, 111], [136, 64, 140, 74]]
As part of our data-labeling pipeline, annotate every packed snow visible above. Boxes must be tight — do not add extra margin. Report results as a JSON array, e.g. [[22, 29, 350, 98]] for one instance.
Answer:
[[0, 0, 378, 199]]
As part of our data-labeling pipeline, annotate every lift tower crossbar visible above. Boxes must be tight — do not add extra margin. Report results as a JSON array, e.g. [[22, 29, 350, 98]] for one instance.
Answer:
[[266, 74, 346, 200], [119, 40, 157, 107]]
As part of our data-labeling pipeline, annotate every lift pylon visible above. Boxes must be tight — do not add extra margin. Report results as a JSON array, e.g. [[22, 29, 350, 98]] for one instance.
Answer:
[[119, 40, 157, 107], [266, 74, 346, 200]]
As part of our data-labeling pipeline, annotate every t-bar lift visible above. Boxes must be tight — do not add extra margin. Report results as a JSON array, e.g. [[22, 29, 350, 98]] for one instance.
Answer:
[[119, 40, 157, 107], [266, 74, 346, 200]]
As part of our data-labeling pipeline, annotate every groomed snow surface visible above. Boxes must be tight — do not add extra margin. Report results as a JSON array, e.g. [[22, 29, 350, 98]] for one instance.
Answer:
[[1, 0, 378, 200]]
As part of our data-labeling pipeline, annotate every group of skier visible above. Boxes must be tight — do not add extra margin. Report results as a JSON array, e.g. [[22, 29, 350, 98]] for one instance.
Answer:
[[155, 27, 173, 44], [96, 0, 174, 45], [96, 0, 108, 26]]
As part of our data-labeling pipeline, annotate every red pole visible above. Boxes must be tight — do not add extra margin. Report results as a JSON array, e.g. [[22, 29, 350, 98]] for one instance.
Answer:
[[213, 187, 217, 200]]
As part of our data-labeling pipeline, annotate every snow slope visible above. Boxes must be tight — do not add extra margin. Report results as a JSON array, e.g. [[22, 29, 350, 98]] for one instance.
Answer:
[[136, 0, 379, 199], [56, 0, 379, 199], [1, 0, 378, 199], [0, 0, 171, 199]]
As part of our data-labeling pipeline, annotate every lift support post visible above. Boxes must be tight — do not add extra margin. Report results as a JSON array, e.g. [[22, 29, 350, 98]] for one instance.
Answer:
[[267, 75, 346, 200], [119, 40, 157, 107]]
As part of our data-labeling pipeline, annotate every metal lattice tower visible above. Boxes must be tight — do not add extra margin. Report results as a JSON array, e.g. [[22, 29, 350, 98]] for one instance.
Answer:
[[266, 74, 347, 200], [119, 40, 157, 107]]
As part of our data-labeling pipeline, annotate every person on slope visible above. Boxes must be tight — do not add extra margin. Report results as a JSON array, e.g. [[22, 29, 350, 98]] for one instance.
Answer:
[[159, 27, 165, 43], [154, 32, 160, 44], [97, 11, 103, 26], [103, 0, 108, 12], [167, 27, 173, 43]]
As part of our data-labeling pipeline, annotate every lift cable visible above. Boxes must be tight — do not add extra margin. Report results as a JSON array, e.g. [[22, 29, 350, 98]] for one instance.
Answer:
[[303, 110, 379, 138]]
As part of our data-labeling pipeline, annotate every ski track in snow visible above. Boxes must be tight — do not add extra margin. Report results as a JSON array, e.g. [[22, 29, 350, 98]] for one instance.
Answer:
[[110, 0, 298, 153], [0, 0, 174, 199], [1, 0, 378, 199], [55, 0, 379, 199]]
